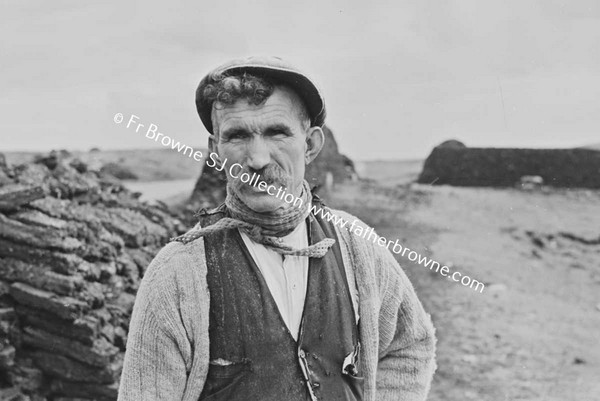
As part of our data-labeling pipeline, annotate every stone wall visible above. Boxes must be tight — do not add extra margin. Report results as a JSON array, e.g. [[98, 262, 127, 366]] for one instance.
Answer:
[[417, 141, 600, 188], [0, 151, 183, 400]]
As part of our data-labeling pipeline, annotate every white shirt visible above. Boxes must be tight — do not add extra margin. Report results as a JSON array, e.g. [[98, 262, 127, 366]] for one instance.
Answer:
[[239, 222, 309, 341]]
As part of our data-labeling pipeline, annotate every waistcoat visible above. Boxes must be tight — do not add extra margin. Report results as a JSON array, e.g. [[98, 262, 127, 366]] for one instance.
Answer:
[[197, 198, 364, 401]]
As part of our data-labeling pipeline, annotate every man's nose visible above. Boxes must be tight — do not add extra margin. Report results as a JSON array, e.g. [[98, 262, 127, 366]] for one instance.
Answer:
[[245, 137, 271, 171]]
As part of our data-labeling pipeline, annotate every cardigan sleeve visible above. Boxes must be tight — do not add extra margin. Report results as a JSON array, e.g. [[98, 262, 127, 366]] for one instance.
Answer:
[[374, 242, 437, 401], [117, 243, 196, 401]]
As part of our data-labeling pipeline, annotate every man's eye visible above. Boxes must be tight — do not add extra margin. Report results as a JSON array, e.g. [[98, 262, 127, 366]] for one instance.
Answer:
[[227, 132, 245, 140], [269, 129, 287, 137]]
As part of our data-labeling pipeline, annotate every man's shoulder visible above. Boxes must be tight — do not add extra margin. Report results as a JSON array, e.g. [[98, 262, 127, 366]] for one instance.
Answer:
[[142, 234, 207, 289], [321, 207, 359, 222], [317, 206, 380, 263], [321, 207, 372, 244], [325, 207, 408, 282]]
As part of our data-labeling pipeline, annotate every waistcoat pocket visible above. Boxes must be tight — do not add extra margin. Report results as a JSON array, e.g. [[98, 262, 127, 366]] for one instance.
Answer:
[[341, 373, 365, 401], [200, 360, 251, 400]]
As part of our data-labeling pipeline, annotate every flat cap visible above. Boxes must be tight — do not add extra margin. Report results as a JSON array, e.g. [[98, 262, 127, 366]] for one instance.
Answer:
[[195, 55, 326, 134]]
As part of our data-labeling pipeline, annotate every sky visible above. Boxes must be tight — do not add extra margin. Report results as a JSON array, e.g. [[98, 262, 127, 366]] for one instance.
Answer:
[[2, 0, 599, 160]]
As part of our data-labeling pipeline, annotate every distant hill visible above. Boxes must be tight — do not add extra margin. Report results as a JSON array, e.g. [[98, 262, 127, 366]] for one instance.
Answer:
[[581, 142, 600, 150], [4, 148, 206, 181]]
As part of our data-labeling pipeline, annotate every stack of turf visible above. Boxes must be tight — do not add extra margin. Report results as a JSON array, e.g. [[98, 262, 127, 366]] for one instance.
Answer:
[[417, 140, 600, 188], [0, 151, 183, 400]]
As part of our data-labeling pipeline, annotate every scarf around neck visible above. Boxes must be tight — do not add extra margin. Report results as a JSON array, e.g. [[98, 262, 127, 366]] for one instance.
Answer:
[[170, 180, 335, 258]]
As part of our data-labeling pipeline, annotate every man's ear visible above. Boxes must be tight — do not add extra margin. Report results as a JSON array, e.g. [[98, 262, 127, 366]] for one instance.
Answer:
[[208, 134, 223, 167], [208, 134, 217, 154], [305, 126, 325, 164]]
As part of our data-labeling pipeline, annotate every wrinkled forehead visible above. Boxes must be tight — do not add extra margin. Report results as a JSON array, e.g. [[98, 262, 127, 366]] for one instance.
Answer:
[[211, 85, 308, 135]]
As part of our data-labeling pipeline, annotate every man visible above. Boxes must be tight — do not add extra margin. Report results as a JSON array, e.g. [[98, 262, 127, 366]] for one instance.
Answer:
[[118, 56, 436, 401]]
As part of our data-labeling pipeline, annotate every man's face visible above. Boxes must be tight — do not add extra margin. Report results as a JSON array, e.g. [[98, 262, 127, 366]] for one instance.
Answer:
[[212, 86, 311, 213]]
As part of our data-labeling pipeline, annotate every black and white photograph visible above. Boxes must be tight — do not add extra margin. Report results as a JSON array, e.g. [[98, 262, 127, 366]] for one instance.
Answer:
[[1, 1, 599, 400]]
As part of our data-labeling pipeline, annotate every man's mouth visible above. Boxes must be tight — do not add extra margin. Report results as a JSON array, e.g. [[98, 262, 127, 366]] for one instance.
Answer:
[[236, 178, 285, 195], [247, 184, 266, 193], [251, 180, 279, 192]]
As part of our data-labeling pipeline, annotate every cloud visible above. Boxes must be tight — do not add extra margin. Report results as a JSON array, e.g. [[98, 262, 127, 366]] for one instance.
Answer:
[[2, 0, 599, 159]]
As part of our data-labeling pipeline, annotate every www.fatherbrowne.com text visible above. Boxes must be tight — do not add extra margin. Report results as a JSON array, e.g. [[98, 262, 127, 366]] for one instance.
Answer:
[[308, 206, 485, 293]]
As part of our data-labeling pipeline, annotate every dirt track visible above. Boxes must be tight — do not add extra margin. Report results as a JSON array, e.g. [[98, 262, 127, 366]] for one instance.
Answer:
[[329, 181, 600, 401]]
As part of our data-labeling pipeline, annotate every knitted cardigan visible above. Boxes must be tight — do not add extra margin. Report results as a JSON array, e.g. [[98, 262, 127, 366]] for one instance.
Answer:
[[118, 209, 437, 401]]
